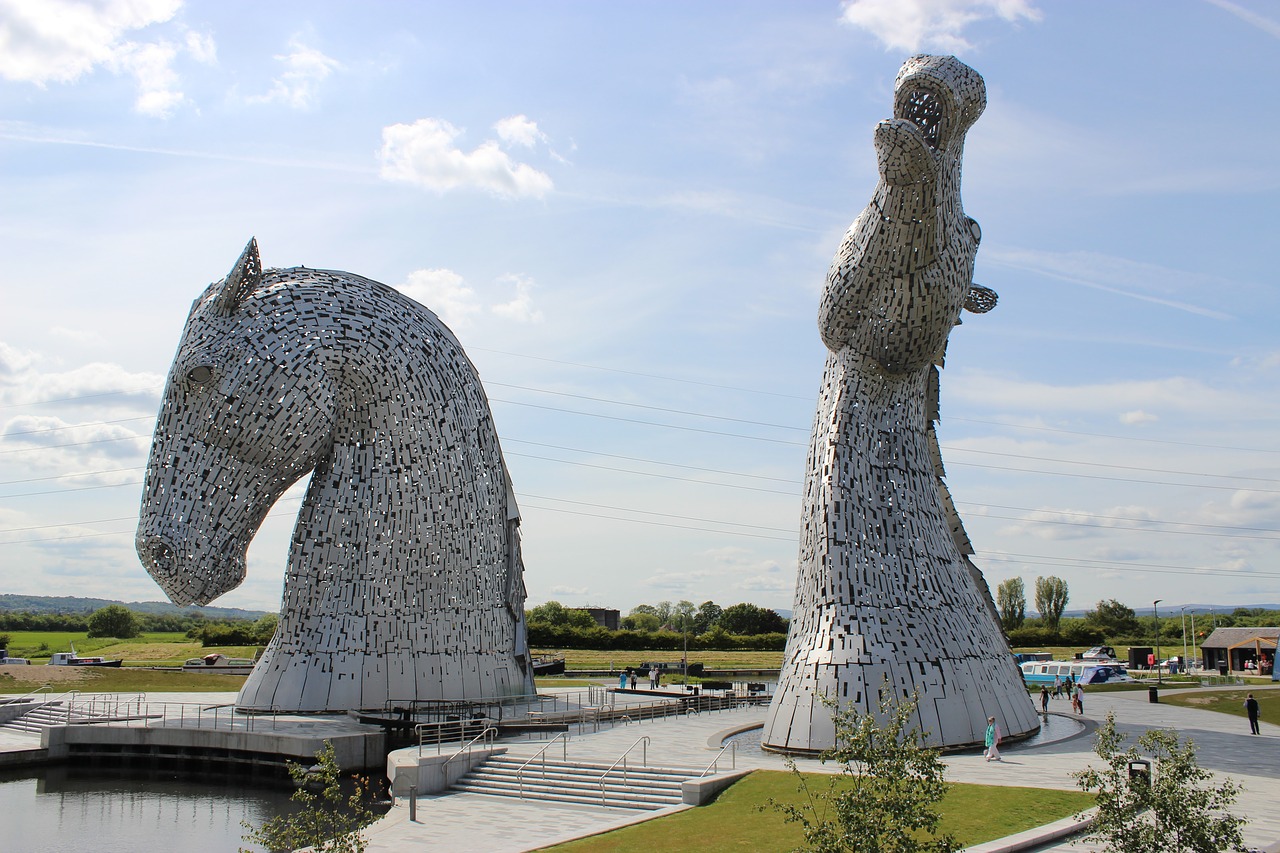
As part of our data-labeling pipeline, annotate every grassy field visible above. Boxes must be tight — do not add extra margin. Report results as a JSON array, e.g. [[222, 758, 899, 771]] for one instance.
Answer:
[[1161, 688, 1280, 727], [0, 664, 248, 693], [2, 631, 257, 665], [532, 649, 783, 670], [539, 770, 1094, 852]]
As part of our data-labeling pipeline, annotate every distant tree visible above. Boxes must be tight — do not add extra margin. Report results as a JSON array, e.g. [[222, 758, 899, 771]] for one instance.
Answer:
[[694, 601, 723, 634], [526, 601, 594, 629], [1073, 712, 1247, 853], [996, 578, 1026, 632], [654, 600, 674, 626], [770, 683, 957, 853], [621, 612, 661, 632], [719, 602, 787, 635], [630, 604, 659, 617], [1086, 599, 1139, 639], [252, 614, 279, 644], [87, 604, 140, 639], [671, 600, 696, 633], [1034, 576, 1069, 636], [0, 632, 10, 648]]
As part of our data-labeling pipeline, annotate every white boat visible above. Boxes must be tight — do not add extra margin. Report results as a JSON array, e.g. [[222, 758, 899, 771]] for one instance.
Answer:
[[48, 645, 122, 667], [1020, 659, 1133, 686], [182, 653, 255, 675]]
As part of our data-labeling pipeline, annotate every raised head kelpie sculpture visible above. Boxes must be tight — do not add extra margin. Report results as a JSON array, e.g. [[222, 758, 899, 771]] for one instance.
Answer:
[[137, 240, 534, 712], [762, 56, 1039, 752]]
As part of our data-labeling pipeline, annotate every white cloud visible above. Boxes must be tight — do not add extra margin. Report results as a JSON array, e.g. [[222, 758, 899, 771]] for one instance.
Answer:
[[184, 29, 215, 64], [0, 0, 208, 117], [839, 0, 1041, 52], [116, 39, 182, 117], [493, 114, 547, 148], [248, 37, 340, 110], [379, 117, 554, 199], [492, 274, 544, 324], [396, 268, 482, 330], [0, 0, 180, 84], [1119, 410, 1158, 425]]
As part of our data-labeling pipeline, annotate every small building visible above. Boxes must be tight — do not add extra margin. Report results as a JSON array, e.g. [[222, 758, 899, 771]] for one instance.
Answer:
[[1200, 627, 1277, 675], [575, 607, 620, 631]]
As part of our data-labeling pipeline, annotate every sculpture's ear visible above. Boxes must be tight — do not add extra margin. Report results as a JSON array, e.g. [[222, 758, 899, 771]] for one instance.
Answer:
[[213, 237, 262, 316], [964, 283, 998, 314]]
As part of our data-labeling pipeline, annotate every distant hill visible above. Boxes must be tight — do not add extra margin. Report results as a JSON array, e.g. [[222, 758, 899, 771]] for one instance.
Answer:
[[0, 594, 270, 621], [1036, 604, 1280, 619]]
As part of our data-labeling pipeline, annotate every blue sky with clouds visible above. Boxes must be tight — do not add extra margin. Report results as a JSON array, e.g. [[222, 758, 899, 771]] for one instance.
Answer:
[[1, 0, 1277, 619]]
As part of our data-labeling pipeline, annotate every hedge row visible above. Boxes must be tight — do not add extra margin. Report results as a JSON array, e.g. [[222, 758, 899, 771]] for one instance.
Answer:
[[526, 622, 786, 651]]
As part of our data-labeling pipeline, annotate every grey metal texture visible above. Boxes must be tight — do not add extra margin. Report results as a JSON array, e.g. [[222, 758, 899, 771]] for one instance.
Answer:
[[763, 55, 1039, 752], [137, 239, 534, 712]]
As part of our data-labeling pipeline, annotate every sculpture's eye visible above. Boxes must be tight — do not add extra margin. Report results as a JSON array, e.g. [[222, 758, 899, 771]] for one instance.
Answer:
[[186, 365, 216, 387]]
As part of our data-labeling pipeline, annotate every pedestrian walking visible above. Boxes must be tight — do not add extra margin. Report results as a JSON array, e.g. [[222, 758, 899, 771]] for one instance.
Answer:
[[1040, 685, 1050, 714], [1073, 683, 1084, 715], [1245, 693, 1261, 735], [984, 716, 1001, 761], [1053, 676, 1062, 698]]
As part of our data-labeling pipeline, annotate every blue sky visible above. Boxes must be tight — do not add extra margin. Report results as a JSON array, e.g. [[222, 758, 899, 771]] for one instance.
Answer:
[[1, 0, 1277, 620]]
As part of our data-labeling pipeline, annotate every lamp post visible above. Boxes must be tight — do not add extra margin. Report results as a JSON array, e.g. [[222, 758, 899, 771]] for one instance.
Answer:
[[1181, 606, 1188, 672], [1153, 600, 1163, 685], [1190, 610, 1198, 670]]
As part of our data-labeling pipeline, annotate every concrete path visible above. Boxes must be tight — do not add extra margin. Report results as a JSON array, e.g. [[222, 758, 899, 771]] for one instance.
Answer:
[[2, 685, 1276, 851], [364, 684, 1280, 853]]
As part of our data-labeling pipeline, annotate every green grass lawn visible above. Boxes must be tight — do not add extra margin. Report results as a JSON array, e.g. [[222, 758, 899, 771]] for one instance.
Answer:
[[537, 770, 1094, 852], [2, 631, 257, 665], [533, 649, 783, 671], [1160, 688, 1280, 727], [0, 664, 248, 693]]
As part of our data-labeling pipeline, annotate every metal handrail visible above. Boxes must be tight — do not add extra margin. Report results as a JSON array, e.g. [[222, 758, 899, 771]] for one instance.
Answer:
[[3, 683, 55, 707], [416, 717, 496, 756], [598, 735, 650, 805], [440, 725, 499, 778], [515, 731, 570, 799], [700, 740, 736, 777]]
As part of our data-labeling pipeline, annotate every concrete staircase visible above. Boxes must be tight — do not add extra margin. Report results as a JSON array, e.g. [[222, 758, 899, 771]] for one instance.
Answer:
[[0, 698, 146, 733], [451, 754, 699, 810]]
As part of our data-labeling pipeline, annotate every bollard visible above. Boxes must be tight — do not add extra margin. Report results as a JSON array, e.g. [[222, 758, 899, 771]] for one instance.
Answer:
[[409, 785, 417, 822]]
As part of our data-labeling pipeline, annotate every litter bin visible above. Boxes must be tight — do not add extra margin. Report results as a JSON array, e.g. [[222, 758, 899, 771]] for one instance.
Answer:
[[1218, 662, 1228, 676], [1148, 686, 1159, 703], [1128, 759, 1151, 784]]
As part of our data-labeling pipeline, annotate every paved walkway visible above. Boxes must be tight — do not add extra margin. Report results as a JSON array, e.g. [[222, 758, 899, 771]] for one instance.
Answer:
[[364, 684, 1280, 853], [2, 685, 1276, 851]]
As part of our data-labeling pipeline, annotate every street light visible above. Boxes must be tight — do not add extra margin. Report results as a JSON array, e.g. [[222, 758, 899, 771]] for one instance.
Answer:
[[1153, 600, 1163, 685], [1182, 607, 1192, 666], [1181, 606, 1188, 672]]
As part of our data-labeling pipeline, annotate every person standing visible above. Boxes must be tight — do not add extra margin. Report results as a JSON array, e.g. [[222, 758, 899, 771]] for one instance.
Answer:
[[984, 716, 1002, 761], [619, 669, 629, 690], [1053, 676, 1062, 698], [1040, 685, 1050, 714], [1073, 683, 1085, 715], [1245, 693, 1261, 735]]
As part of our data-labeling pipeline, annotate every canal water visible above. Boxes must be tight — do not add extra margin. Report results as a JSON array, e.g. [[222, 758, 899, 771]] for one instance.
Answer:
[[0, 765, 362, 853]]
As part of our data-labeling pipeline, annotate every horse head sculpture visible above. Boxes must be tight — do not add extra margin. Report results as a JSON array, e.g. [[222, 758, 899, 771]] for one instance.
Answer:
[[137, 240, 533, 711]]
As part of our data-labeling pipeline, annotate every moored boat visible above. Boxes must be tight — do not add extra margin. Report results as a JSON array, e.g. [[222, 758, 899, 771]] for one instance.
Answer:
[[47, 646, 123, 667], [182, 653, 256, 675]]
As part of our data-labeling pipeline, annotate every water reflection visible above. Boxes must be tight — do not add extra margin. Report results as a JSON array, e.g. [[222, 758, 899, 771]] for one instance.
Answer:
[[0, 766, 381, 853]]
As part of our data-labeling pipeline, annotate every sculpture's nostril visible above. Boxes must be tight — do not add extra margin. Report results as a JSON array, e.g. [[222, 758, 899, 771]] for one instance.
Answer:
[[143, 537, 176, 572]]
